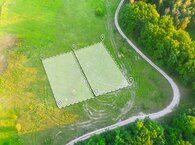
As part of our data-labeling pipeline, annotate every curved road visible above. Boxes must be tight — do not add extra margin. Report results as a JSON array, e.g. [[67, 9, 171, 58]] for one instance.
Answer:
[[66, 0, 180, 144]]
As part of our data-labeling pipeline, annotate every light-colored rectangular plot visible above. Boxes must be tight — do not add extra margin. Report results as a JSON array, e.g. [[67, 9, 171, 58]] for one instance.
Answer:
[[75, 43, 129, 96], [42, 52, 94, 108]]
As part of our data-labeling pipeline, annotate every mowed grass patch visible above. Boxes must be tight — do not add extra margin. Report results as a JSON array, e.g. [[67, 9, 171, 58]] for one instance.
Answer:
[[0, 0, 173, 144], [42, 52, 94, 108], [75, 42, 130, 96]]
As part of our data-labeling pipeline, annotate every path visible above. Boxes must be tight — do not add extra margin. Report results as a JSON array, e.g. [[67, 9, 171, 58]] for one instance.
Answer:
[[66, 0, 180, 144]]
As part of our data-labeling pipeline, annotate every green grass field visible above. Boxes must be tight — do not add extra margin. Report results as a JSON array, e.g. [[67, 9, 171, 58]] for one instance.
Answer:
[[0, 0, 172, 144]]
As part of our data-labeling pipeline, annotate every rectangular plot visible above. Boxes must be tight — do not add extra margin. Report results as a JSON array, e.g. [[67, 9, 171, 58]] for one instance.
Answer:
[[42, 52, 94, 108], [75, 43, 130, 96]]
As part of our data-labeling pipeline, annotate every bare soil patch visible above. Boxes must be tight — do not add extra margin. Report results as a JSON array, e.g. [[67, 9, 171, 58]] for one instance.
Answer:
[[0, 34, 16, 74]]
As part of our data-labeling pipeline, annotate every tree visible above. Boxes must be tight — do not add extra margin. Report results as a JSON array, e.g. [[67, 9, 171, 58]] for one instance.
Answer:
[[158, 15, 175, 31], [125, 118, 165, 145], [95, 7, 104, 16], [164, 126, 180, 145], [172, 114, 195, 141], [139, 21, 179, 70], [176, 140, 192, 145], [142, 0, 195, 29], [77, 135, 106, 145], [169, 108, 195, 144], [120, 1, 159, 38], [173, 30, 195, 84]]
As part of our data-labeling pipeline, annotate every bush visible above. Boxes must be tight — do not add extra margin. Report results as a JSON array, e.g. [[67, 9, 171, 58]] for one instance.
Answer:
[[95, 7, 104, 16], [44, 137, 52, 145]]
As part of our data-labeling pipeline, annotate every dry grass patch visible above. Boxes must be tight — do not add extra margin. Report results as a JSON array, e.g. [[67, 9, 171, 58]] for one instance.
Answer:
[[0, 53, 78, 136]]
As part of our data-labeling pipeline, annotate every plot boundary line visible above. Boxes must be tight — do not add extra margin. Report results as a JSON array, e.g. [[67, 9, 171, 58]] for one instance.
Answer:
[[40, 57, 60, 107], [41, 42, 133, 108], [101, 42, 133, 86], [74, 42, 132, 96], [71, 48, 96, 97], [41, 52, 94, 108], [98, 42, 133, 95]]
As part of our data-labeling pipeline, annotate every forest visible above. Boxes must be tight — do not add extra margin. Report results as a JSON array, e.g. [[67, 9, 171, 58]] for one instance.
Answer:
[[120, 0, 195, 86]]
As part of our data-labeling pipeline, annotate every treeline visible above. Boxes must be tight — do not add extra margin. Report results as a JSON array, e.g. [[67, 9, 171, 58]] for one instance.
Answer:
[[120, 1, 195, 85], [133, 0, 195, 29], [77, 108, 195, 145]]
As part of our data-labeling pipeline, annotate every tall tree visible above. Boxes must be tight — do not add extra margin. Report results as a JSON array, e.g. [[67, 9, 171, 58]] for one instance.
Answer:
[[120, 1, 159, 38]]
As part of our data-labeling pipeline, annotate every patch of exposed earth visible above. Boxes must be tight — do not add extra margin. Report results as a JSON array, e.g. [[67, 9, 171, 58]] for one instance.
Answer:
[[0, 34, 16, 74]]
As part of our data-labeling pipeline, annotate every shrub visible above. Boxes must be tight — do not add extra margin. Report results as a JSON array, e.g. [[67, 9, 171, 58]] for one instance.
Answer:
[[95, 7, 104, 16], [44, 137, 52, 145]]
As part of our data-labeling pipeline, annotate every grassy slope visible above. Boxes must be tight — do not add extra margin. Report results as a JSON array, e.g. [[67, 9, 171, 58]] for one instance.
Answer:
[[0, 0, 173, 144]]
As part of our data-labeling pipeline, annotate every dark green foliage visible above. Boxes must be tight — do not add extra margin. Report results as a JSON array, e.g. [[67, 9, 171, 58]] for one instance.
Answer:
[[120, 1, 195, 85], [120, 1, 159, 38], [164, 108, 195, 145], [77, 108, 195, 145], [95, 7, 104, 16], [95, 0, 106, 17], [79, 135, 106, 145], [171, 108, 195, 143], [193, 82, 195, 94]]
